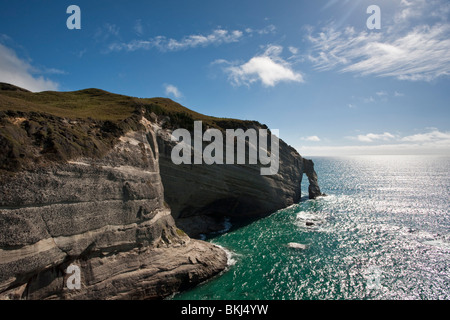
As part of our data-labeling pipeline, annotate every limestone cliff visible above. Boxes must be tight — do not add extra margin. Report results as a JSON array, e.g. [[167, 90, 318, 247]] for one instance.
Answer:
[[0, 83, 323, 299], [0, 102, 227, 300], [156, 122, 323, 237]]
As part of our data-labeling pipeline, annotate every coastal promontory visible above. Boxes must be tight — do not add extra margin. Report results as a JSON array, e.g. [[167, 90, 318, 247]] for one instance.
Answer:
[[0, 83, 322, 299]]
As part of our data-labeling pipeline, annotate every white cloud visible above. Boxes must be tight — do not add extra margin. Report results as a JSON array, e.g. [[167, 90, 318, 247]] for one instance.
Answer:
[[224, 45, 304, 87], [245, 25, 277, 35], [376, 91, 387, 96], [0, 43, 59, 92], [353, 132, 396, 142], [164, 84, 182, 99], [95, 23, 120, 42], [106, 23, 120, 37], [401, 130, 450, 142], [297, 129, 450, 156], [363, 96, 375, 103], [297, 142, 450, 156], [210, 59, 231, 66], [288, 46, 299, 55], [110, 28, 243, 52], [256, 24, 276, 35], [308, 24, 450, 81], [395, 0, 449, 24], [307, 0, 450, 82], [134, 19, 143, 35], [302, 136, 321, 142], [394, 91, 405, 97], [42, 67, 66, 75]]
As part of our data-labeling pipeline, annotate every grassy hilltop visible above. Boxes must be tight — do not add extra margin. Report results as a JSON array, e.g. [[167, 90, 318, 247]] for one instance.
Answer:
[[0, 83, 264, 172]]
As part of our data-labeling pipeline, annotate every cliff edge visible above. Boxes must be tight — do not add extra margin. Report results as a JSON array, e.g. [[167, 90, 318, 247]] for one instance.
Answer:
[[155, 111, 324, 237], [0, 83, 322, 299]]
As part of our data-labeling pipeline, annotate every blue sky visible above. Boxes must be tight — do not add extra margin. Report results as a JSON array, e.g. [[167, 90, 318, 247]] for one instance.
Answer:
[[1, 0, 449, 156]]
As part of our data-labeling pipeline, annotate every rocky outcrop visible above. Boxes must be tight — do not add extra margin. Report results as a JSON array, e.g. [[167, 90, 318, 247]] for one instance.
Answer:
[[156, 124, 324, 237], [0, 116, 227, 300], [302, 158, 324, 199], [0, 84, 323, 299]]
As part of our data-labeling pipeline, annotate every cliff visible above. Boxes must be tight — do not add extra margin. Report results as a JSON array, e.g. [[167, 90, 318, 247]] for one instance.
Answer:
[[0, 83, 322, 299], [156, 122, 323, 237]]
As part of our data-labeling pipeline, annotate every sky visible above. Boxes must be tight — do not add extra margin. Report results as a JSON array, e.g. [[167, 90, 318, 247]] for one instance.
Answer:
[[0, 0, 449, 156]]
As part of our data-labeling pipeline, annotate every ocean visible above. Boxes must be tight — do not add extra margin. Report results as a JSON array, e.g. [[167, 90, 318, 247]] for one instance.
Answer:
[[173, 156, 450, 300]]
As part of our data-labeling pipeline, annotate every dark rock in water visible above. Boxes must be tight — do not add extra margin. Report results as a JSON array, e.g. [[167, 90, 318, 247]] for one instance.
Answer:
[[306, 221, 315, 226], [302, 158, 324, 199], [157, 127, 324, 237]]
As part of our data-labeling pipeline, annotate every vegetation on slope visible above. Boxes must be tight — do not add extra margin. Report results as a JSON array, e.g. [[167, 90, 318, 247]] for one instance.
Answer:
[[0, 83, 265, 172]]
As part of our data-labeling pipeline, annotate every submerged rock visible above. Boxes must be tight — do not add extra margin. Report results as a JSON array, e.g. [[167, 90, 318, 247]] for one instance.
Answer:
[[287, 243, 308, 250]]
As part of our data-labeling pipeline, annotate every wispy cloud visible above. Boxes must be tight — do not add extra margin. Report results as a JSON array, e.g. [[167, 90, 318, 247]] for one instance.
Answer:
[[352, 132, 396, 143], [42, 67, 66, 75], [401, 130, 450, 142], [288, 46, 299, 55], [307, 0, 450, 81], [350, 90, 396, 106], [307, 24, 450, 81], [395, 0, 450, 25], [363, 96, 375, 103], [109, 28, 243, 52], [298, 129, 450, 156], [0, 43, 59, 92], [245, 24, 277, 35], [94, 23, 120, 42], [164, 84, 182, 99], [302, 135, 321, 142], [219, 45, 304, 87], [134, 19, 144, 36]]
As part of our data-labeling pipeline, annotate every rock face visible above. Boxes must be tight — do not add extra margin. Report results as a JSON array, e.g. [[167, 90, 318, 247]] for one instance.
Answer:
[[0, 84, 323, 300], [156, 124, 324, 237], [0, 116, 227, 300], [302, 158, 324, 200]]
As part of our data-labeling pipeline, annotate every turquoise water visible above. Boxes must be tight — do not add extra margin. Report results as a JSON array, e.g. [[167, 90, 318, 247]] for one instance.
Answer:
[[173, 156, 450, 300]]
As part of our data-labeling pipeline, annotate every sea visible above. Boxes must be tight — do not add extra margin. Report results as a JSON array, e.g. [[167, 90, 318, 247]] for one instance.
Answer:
[[173, 156, 450, 300]]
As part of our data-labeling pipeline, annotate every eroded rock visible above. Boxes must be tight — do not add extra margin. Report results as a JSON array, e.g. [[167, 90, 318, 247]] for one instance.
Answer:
[[0, 117, 227, 300]]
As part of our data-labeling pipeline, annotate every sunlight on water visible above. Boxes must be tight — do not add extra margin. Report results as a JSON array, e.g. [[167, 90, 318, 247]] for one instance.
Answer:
[[173, 156, 450, 300]]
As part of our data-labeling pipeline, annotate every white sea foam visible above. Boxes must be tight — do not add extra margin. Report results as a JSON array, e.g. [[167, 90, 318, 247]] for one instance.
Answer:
[[212, 243, 238, 267], [294, 210, 327, 229]]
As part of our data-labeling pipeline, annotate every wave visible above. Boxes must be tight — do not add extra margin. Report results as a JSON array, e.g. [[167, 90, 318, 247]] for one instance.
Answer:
[[294, 210, 328, 229], [211, 243, 239, 267]]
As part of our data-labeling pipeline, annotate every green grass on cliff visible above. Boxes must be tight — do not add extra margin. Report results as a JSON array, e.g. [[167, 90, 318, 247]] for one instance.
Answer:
[[0, 83, 262, 128], [0, 83, 265, 172]]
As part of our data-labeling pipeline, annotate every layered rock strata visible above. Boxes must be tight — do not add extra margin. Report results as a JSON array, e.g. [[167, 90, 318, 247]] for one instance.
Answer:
[[0, 117, 227, 300], [156, 125, 323, 237], [0, 84, 323, 299]]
